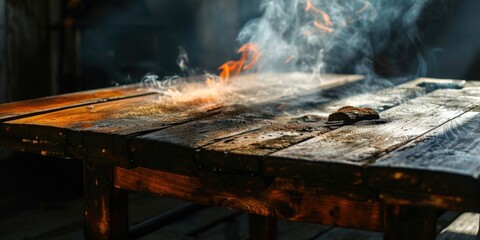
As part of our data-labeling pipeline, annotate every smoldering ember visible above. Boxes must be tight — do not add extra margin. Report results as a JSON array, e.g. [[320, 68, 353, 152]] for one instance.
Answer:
[[0, 1, 480, 240]]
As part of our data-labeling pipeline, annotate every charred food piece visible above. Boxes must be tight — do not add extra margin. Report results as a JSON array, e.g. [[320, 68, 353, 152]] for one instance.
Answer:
[[328, 106, 379, 124]]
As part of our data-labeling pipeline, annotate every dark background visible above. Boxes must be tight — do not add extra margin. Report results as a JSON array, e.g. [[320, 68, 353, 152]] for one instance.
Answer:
[[0, 0, 479, 220]]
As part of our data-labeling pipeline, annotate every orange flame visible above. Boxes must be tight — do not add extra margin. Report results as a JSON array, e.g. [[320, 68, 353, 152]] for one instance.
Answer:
[[305, 0, 334, 33], [210, 43, 260, 86]]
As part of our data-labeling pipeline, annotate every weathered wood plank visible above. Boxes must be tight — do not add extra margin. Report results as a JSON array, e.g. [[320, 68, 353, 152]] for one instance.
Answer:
[[266, 86, 480, 186], [368, 106, 480, 204], [2, 93, 222, 136], [0, 83, 155, 122], [114, 167, 385, 232]]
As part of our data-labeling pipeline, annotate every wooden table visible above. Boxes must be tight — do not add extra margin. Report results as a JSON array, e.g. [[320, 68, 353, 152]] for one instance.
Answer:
[[1, 73, 479, 239]]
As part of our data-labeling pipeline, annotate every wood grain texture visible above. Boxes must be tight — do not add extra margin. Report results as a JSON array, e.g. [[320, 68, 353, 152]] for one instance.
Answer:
[[267, 87, 480, 186], [0, 84, 154, 122], [368, 106, 480, 201], [129, 75, 422, 177], [114, 167, 385, 232], [128, 74, 367, 174], [0, 93, 222, 166], [195, 77, 435, 174], [0, 75, 445, 169], [129, 106, 268, 174]]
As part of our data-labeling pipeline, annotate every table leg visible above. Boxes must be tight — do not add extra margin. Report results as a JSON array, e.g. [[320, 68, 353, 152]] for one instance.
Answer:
[[84, 161, 128, 240], [383, 205, 438, 240], [248, 214, 277, 240]]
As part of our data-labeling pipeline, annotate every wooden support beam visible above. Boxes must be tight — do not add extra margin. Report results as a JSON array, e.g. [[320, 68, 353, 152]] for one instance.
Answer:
[[114, 167, 385, 232], [84, 161, 128, 240]]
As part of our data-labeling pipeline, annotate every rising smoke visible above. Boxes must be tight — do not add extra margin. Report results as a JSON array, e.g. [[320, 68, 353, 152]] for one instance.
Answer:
[[142, 0, 432, 104], [237, 0, 430, 77]]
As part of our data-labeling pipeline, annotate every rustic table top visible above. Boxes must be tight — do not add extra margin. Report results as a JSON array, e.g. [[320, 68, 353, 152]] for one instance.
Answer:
[[1, 73, 480, 214]]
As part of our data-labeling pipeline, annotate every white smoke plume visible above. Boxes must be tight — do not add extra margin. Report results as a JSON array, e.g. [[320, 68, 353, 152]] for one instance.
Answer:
[[140, 0, 432, 108], [237, 0, 430, 76]]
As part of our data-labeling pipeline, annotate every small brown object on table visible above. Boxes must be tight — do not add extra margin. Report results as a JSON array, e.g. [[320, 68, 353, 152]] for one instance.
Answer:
[[0, 74, 479, 240], [328, 105, 380, 123]]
